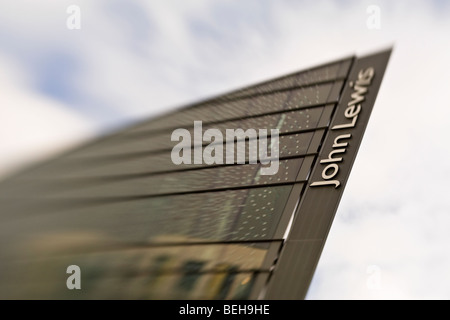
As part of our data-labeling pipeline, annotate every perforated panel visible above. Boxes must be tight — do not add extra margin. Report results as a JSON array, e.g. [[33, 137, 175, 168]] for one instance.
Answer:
[[66, 101, 331, 159]]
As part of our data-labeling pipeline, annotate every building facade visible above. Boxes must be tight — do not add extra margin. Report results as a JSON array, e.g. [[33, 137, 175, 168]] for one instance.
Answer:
[[0, 49, 391, 299]]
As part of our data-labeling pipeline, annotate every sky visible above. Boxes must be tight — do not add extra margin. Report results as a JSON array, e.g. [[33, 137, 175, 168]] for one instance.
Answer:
[[1, 0, 450, 299]]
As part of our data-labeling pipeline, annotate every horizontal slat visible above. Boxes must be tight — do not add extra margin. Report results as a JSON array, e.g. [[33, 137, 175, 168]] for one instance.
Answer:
[[223, 63, 342, 100], [0, 185, 295, 245], [124, 59, 351, 133], [42, 158, 304, 198], [13, 132, 318, 181]]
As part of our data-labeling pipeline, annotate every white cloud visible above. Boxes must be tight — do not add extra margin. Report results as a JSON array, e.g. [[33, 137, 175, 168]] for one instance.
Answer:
[[0, 54, 95, 179]]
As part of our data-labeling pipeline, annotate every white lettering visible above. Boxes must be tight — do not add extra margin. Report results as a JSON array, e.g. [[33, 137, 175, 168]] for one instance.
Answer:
[[171, 128, 191, 165], [66, 265, 81, 289], [170, 122, 279, 175], [203, 128, 223, 165], [366, 5, 381, 30], [179, 305, 213, 317], [311, 68, 374, 188], [66, 5, 81, 30]]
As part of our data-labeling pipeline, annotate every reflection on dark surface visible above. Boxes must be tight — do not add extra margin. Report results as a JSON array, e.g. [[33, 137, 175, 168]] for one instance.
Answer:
[[0, 238, 277, 299]]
